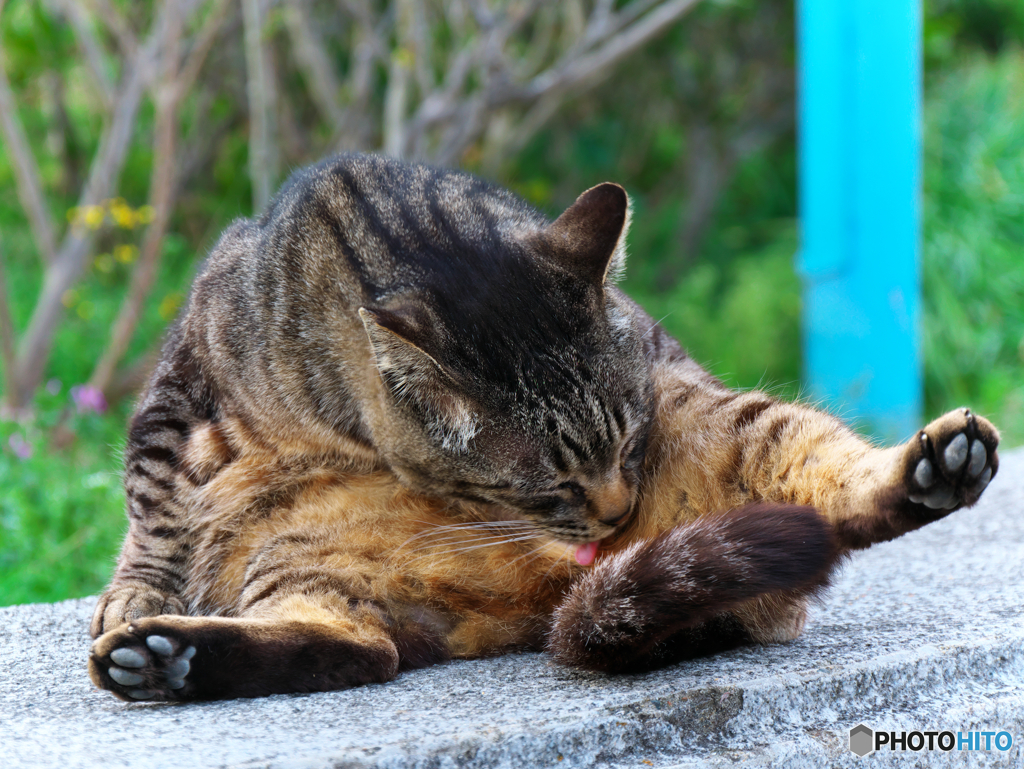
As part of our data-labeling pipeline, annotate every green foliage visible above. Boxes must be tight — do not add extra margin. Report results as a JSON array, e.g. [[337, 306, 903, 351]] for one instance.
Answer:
[[2, 3, 1024, 607], [0, 390, 127, 605], [625, 221, 802, 398], [922, 51, 1024, 443]]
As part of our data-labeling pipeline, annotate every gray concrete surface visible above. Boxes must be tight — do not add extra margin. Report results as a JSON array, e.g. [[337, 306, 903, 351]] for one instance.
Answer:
[[3, 449, 1023, 769]]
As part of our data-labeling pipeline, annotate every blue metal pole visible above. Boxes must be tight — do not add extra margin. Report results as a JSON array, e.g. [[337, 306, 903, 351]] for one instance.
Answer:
[[797, 0, 923, 442]]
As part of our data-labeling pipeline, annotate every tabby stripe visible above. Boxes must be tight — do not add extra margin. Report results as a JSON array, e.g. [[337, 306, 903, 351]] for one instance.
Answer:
[[135, 415, 189, 435], [595, 393, 615, 443], [143, 524, 187, 539], [122, 563, 183, 592], [756, 414, 795, 468], [733, 398, 774, 431], [671, 383, 700, 408], [612, 404, 627, 438], [129, 464, 177, 493], [131, 492, 160, 511], [560, 431, 587, 463], [133, 444, 178, 465]]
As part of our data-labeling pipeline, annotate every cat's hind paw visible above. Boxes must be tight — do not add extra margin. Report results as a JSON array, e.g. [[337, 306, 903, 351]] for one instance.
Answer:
[[903, 408, 998, 515], [89, 620, 196, 702]]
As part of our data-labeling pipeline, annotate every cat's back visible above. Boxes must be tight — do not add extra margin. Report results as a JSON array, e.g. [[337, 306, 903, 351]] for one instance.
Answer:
[[154, 153, 559, 452]]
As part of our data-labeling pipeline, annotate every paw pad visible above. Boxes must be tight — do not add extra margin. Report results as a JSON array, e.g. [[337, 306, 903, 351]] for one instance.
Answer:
[[943, 433, 968, 472], [90, 624, 197, 702], [968, 441, 987, 477], [903, 408, 999, 517]]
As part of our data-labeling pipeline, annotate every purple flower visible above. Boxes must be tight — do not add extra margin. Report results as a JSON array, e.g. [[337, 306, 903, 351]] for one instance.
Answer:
[[8, 433, 32, 460], [71, 384, 107, 414]]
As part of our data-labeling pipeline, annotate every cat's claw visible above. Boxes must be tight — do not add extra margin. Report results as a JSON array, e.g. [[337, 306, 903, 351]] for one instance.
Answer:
[[89, 622, 196, 703], [903, 408, 998, 517]]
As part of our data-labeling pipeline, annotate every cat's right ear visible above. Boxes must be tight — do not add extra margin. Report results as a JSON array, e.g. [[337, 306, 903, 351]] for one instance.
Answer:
[[535, 182, 632, 285]]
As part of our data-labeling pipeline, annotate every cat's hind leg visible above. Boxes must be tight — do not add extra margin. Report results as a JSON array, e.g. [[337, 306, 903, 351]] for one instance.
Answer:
[[835, 407, 998, 549], [644, 362, 1000, 553]]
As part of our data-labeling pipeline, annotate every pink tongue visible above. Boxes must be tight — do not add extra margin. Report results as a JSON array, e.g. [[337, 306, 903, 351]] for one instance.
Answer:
[[574, 540, 600, 566]]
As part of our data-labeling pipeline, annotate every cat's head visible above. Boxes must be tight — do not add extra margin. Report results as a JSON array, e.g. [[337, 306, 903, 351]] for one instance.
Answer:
[[362, 182, 653, 545]]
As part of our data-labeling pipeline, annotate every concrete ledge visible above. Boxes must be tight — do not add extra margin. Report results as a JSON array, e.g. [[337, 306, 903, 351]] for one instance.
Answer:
[[4, 449, 1023, 768]]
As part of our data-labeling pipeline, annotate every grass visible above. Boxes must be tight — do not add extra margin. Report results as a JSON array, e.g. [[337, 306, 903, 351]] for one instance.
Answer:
[[2, 50, 1024, 607]]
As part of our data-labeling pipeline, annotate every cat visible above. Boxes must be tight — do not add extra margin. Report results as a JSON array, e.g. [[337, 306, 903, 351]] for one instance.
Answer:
[[87, 153, 999, 701]]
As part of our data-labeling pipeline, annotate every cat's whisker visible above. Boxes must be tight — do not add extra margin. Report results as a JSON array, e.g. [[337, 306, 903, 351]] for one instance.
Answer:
[[502, 544, 554, 572], [400, 533, 527, 556], [400, 522, 539, 547], [540, 545, 573, 586], [403, 532, 542, 563], [396, 520, 536, 549]]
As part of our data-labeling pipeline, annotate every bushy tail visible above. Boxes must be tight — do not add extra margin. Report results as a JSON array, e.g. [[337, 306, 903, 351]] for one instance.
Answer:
[[547, 504, 841, 673]]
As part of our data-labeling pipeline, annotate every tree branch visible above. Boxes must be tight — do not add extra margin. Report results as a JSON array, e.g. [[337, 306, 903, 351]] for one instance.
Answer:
[[522, 0, 702, 104], [11, 2, 172, 406], [177, 0, 233, 97], [57, 0, 116, 111], [242, 0, 279, 211], [82, 0, 138, 59], [0, 232, 19, 409], [0, 35, 58, 265], [89, 2, 185, 396], [284, 0, 347, 129]]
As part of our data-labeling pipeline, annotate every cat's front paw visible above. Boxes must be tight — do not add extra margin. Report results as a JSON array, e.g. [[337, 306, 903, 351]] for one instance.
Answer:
[[90, 583, 186, 638], [902, 408, 999, 516], [89, 619, 197, 702]]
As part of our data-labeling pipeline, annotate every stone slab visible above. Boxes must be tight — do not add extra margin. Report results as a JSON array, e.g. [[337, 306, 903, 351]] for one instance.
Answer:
[[3, 449, 1023, 768]]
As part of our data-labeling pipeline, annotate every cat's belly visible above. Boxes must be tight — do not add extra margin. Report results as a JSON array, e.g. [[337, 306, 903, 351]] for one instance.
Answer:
[[181, 457, 577, 655]]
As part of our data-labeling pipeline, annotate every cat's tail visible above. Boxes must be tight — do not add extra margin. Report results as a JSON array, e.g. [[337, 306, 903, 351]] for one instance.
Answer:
[[547, 504, 842, 673]]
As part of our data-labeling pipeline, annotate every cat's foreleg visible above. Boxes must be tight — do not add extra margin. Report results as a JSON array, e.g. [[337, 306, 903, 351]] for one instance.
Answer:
[[91, 374, 226, 638], [88, 601, 401, 701], [90, 537, 449, 701]]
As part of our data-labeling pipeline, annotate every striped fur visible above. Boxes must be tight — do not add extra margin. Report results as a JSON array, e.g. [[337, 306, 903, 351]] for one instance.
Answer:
[[89, 154, 999, 701]]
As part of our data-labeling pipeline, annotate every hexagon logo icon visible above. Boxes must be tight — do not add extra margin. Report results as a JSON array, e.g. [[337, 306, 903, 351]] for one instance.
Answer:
[[849, 723, 875, 757]]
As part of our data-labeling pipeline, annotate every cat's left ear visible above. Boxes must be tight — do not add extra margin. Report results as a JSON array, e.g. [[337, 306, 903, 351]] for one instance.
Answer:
[[537, 182, 631, 284], [359, 307, 480, 453]]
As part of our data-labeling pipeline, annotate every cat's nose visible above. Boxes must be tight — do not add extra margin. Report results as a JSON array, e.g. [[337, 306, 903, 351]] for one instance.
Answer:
[[591, 472, 634, 527], [598, 507, 631, 527]]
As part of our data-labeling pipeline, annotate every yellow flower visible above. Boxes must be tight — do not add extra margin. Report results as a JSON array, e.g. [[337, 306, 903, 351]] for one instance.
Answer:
[[115, 244, 139, 264], [94, 254, 114, 273], [83, 205, 105, 229], [61, 289, 79, 308], [110, 202, 137, 229], [159, 292, 183, 320], [137, 205, 156, 225]]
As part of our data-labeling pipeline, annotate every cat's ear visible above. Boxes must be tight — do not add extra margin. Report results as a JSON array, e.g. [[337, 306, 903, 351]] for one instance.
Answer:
[[359, 306, 444, 385], [539, 182, 631, 284], [359, 307, 479, 452]]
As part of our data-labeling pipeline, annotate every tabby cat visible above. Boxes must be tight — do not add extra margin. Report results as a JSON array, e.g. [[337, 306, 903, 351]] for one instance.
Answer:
[[88, 154, 999, 701]]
